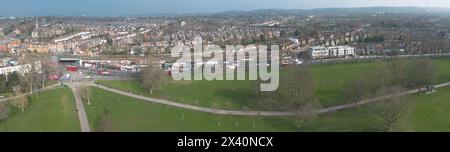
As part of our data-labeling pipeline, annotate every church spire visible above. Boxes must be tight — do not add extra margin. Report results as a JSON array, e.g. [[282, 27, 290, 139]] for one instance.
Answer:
[[36, 16, 39, 30]]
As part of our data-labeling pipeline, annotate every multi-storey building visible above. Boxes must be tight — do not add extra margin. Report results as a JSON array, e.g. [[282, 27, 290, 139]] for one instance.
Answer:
[[308, 46, 355, 59]]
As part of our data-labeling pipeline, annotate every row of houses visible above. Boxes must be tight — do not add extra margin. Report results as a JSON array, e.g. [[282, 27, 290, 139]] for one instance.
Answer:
[[307, 46, 356, 59]]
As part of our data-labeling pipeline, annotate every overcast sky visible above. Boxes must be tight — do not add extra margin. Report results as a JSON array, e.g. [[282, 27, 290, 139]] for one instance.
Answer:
[[0, 0, 448, 16]]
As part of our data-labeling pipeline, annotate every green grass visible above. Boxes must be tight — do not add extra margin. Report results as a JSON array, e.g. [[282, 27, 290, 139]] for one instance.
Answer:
[[310, 61, 381, 106], [434, 58, 450, 83], [87, 84, 450, 131], [98, 80, 256, 110], [97, 58, 450, 110], [87, 86, 389, 131], [0, 87, 80, 132], [412, 86, 450, 131], [85, 87, 298, 132], [315, 85, 450, 132]]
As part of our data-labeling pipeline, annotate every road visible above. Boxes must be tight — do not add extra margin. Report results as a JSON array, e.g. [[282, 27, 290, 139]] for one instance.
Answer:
[[67, 82, 91, 132], [88, 81, 450, 116]]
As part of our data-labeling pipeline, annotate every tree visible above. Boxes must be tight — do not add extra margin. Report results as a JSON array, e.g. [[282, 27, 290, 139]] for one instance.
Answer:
[[295, 102, 318, 128], [41, 63, 52, 88], [0, 75, 7, 93], [343, 75, 371, 111], [405, 59, 437, 88], [278, 65, 320, 128], [79, 86, 91, 105], [279, 65, 317, 108], [254, 65, 320, 127], [21, 52, 38, 96], [293, 29, 301, 37], [140, 57, 166, 94], [7, 72, 20, 91], [254, 79, 277, 109], [10, 92, 29, 112], [384, 59, 407, 87], [373, 86, 414, 132], [371, 59, 407, 89], [259, 34, 266, 43], [0, 102, 10, 121]]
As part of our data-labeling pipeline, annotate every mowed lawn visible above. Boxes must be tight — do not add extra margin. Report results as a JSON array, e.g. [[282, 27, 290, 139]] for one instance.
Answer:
[[0, 87, 80, 132], [88, 80, 450, 132], [85, 87, 298, 132], [307, 58, 450, 106], [97, 80, 256, 110], [97, 58, 450, 109], [412, 86, 450, 131], [315, 85, 450, 132], [87, 84, 450, 132], [310, 61, 380, 106]]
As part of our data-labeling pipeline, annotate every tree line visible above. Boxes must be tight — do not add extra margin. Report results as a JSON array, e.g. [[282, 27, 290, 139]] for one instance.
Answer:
[[342, 58, 436, 131], [254, 58, 437, 131]]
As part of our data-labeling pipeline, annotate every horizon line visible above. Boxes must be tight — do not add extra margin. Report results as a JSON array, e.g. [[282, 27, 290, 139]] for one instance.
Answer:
[[1, 6, 449, 17]]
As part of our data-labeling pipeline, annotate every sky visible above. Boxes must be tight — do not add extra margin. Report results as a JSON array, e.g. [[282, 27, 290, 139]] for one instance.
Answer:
[[0, 0, 448, 16]]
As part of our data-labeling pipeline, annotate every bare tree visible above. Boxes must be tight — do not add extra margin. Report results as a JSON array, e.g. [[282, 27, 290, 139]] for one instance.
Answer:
[[343, 75, 371, 111], [79, 86, 92, 105], [254, 65, 320, 127], [279, 65, 320, 128], [385, 59, 407, 87], [370, 59, 407, 90], [10, 92, 29, 112], [254, 78, 278, 109], [405, 58, 437, 89], [40, 63, 52, 88], [254, 87, 275, 109], [373, 86, 413, 132], [295, 102, 318, 128], [0, 102, 10, 121], [140, 57, 166, 94], [280, 65, 317, 109], [21, 51, 39, 97]]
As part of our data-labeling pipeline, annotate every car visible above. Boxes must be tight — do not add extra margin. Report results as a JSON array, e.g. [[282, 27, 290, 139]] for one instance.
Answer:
[[294, 59, 303, 64]]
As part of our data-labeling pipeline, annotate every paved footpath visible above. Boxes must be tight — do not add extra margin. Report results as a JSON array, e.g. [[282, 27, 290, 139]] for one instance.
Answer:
[[0, 83, 60, 103], [68, 83, 91, 132], [89, 81, 450, 116]]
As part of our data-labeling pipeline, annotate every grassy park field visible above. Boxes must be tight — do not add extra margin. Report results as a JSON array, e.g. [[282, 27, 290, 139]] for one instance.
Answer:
[[85, 87, 298, 131], [2, 57, 447, 132], [97, 58, 450, 110], [85, 84, 450, 131], [0, 87, 80, 132]]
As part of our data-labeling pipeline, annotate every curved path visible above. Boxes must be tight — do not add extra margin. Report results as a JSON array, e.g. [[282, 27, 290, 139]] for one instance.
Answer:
[[87, 81, 450, 116], [0, 83, 60, 103]]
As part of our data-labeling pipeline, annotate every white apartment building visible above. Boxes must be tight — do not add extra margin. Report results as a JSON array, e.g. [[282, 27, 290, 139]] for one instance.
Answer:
[[308, 46, 329, 59], [308, 46, 355, 59], [328, 46, 355, 57], [0, 61, 42, 77], [0, 64, 30, 76]]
